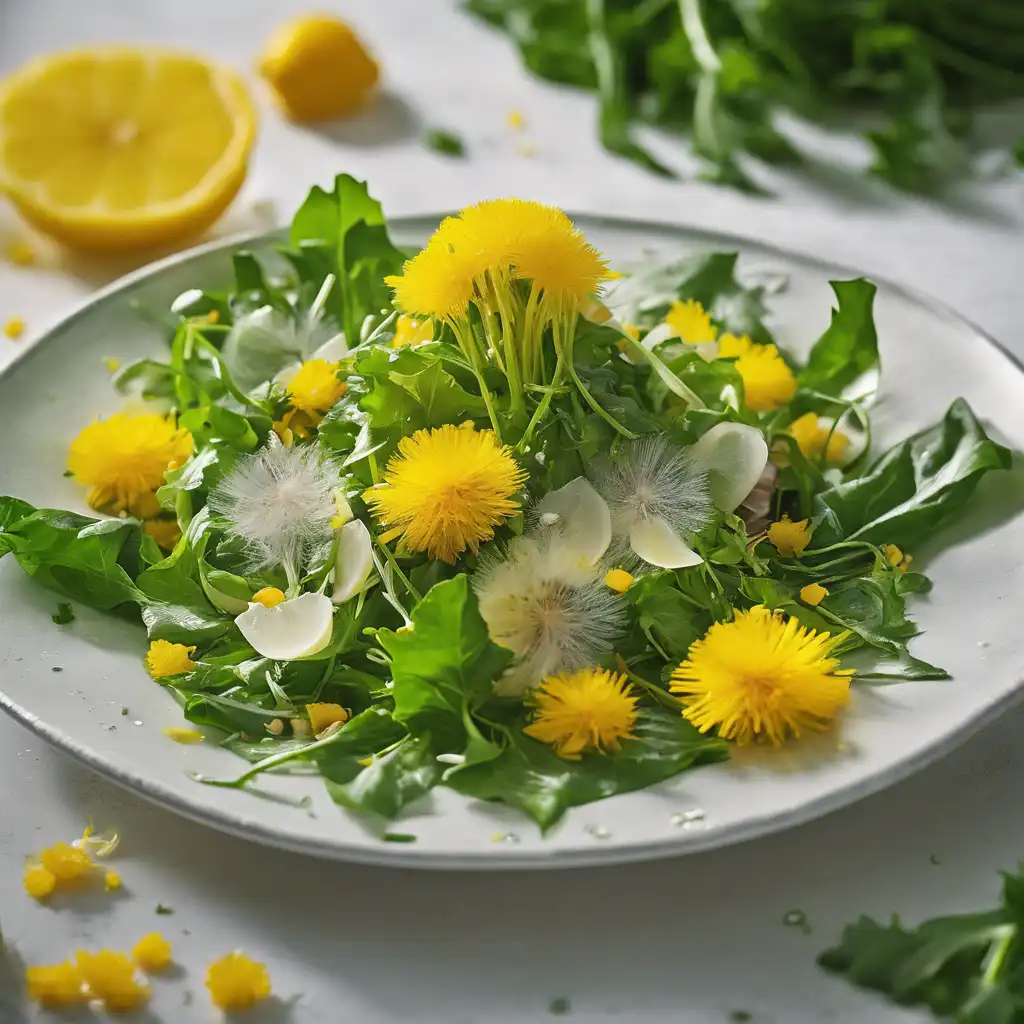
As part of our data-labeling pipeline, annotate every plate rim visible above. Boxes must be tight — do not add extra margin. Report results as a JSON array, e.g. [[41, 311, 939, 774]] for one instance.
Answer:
[[2, 212, 1022, 870]]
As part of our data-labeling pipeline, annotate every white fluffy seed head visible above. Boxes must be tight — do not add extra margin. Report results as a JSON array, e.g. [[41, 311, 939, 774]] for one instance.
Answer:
[[473, 536, 626, 696], [209, 441, 341, 578], [596, 434, 714, 541]]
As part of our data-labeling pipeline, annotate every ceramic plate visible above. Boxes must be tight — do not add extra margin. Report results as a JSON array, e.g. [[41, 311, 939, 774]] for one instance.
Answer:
[[2, 216, 1022, 869]]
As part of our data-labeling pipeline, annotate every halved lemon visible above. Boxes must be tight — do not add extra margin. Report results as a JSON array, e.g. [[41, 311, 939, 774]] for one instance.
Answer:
[[0, 48, 257, 252]]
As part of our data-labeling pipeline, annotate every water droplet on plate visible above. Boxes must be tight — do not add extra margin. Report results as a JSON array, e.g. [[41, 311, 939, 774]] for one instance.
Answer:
[[584, 824, 612, 840], [133, 720, 143, 727], [978, 640, 990, 649], [499, 832, 520, 845]]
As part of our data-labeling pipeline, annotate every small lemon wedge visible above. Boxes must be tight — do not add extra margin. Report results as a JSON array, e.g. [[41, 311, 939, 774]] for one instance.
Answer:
[[0, 48, 256, 252], [258, 15, 378, 123]]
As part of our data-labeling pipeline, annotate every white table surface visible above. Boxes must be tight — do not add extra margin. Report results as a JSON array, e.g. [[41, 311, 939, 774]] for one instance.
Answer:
[[2, 2, 1023, 1021]]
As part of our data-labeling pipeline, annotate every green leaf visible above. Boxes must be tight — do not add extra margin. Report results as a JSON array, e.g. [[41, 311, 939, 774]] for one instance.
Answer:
[[813, 399, 1011, 549], [449, 707, 728, 830], [377, 575, 514, 734], [141, 601, 230, 645], [800, 281, 879, 397], [388, 360, 487, 426], [627, 571, 705, 660], [424, 127, 466, 157]]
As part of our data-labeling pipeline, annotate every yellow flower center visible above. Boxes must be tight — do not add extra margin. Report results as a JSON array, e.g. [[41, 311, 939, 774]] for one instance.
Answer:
[[787, 412, 849, 464], [717, 333, 796, 413], [665, 298, 717, 344], [366, 424, 527, 563], [767, 516, 811, 557], [285, 358, 346, 415], [524, 667, 639, 759], [670, 606, 852, 746], [145, 640, 196, 679], [205, 952, 272, 1011], [67, 412, 193, 513], [252, 586, 286, 608]]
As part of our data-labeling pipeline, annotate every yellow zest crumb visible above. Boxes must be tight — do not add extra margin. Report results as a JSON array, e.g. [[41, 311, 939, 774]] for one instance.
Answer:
[[4, 317, 25, 339], [76, 950, 150, 1013], [5, 239, 38, 267], [252, 586, 286, 609], [103, 357, 122, 373], [205, 951, 272, 1010], [163, 727, 205, 745], [26, 962, 88, 1008], [105, 869, 122, 892], [23, 863, 57, 900], [800, 583, 829, 606], [604, 568, 635, 593], [132, 933, 173, 973], [307, 702, 349, 736], [506, 109, 525, 130]]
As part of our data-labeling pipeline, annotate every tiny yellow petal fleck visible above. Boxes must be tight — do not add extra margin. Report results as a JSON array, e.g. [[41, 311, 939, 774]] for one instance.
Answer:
[[506, 109, 525, 130], [285, 358, 346, 416], [132, 933, 173, 973], [104, 869, 122, 892], [787, 412, 850, 464], [800, 583, 829, 607], [76, 950, 150, 1013], [718, 333, 796, 412], [205, 951, 272, 1011], [103, 357, 122, 373], [665, 298, 717, 344], [524, 668, 639, 760], [6, 239, 38, 267], [26, 961, 88, 1008], [144, 519, 181, 551], [272, 420, 295, 447], [68, 413, 193, 513], [24, 863, 57, 900], [768, 516, 811, 557], [252, 586, 286, 609], [163, 727, 205, 745], [670, 606, 853, 746], [307, 703, 349, 736], [882, 543, 912, 573], [145, 640, 197, 679], [366, 424, 527, 563], [392, 313, 433, 348], [3, 317, 26, 339], [604, 269, 623, 280], [604, 568, 635, 594]]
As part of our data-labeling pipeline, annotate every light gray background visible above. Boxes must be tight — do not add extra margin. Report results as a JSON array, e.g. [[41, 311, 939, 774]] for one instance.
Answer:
[[1, 2, 1023, 1021]]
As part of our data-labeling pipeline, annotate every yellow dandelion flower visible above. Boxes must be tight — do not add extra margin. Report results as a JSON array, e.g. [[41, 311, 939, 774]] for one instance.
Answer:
[[604, 568, 634, 593], [366, 424, 527, 563], [205, 951, 272, 1011], [306, 702, 349, 735], [800, 582, 829, 606], [717, 333, 796, 413], [40, 842, 93, 884], [132, 933, 173, 973], [882, 544, 913, 573], [386, 235, 479, 320], [665, 298, 717, 344], [163, 727, 205, 744], [285, 358, 346, 415], [252, 586, 286, 608], [768, 516, 811, 557], [67, 413, 193, 513], [459, 197, 570, 272], [145, 640, 196, 679], [392, 313, 433, 347], [26, 962, 88, 1008], [145, 519, 181, 551], [23, 863, 57, 900], [76, 950, 150, 1013], [524, 668, 639, 759], [670, 606, 853, 746], [787, 413, 849, 463]]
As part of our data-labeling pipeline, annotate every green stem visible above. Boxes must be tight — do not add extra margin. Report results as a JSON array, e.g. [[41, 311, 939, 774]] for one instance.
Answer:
[[374, 533, 422, 604], [559, 318, 638, 439], [618, 661, 686, 711], [517, 351, 566, 451]]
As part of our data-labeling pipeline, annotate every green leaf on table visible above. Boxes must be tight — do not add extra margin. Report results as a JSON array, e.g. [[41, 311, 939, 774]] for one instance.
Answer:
[[812, 399, 1011, 550], [800, 280, 879, 397], [449, 706, 728, 830]]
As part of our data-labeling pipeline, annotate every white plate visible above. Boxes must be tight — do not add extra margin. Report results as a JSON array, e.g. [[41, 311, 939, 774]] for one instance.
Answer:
[[2, 216, 1022, 869]]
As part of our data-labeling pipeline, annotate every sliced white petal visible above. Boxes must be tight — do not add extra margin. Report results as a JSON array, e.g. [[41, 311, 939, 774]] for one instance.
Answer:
[[311, 332, 349, 363], [332, 520, 373, 604], [534, 477, 612, 567], [235, 592, 335, 660], [640, 321, 674, 350], [688, 422, 769, 512], [630, 516, 703, 569]]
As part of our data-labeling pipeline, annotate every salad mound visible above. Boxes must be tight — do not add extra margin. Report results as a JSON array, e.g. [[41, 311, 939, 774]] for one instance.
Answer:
[[0, 176, 1010, 832]]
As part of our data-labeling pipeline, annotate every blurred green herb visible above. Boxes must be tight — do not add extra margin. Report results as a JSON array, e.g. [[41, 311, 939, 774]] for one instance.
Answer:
[[425, 127, 467, 157]]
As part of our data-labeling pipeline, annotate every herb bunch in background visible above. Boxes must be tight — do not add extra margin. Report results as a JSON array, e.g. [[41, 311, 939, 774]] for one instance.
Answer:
[[467, 0, 1024, 193]]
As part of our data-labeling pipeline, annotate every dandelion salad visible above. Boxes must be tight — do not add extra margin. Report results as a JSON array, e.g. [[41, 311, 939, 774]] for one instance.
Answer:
[[0, 176, 1010, 832]]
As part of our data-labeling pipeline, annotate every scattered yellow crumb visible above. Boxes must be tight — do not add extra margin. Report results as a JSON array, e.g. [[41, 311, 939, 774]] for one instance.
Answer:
[[4, 317, 25, 339], [5, 239, 37, 266], [604, 568, 635, 594], [76, 950, 150, 1013], [800, 583, 829, 607], [506, 108, 525, 130], [104, 869, 122, 892], [307, 703, 349, 736], [25, 962, 88, 1008], [40, 842, 93, 884], [103, 357, 122, 373], [23, 863, 57, 900], [163, 726, 205, 745], [132, 933, 173, 973], [205, 951, 271, 1010]]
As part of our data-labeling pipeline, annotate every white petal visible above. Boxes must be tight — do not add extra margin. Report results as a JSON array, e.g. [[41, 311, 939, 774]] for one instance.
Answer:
[[630, 516, 703, 569], [640, 322, 674, 350], [688, 422, 769, 512], [332, 520, 373, 604], [235, 592, 335, 660], [534, 477, 612, 567], [311, 332, 349, 363]]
